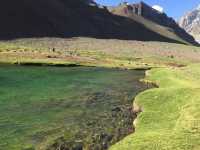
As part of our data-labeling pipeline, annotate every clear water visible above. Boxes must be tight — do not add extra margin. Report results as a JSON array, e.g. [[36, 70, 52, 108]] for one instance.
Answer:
[[0, 65, 149, 150]]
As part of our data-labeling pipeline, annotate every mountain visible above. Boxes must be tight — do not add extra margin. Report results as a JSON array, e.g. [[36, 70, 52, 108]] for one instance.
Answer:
[[0, 0, 198, 45], [109, 2, 198, 45], [179, 5, 200, 43]]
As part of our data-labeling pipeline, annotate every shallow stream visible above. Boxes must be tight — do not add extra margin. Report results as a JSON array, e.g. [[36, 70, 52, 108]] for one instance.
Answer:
[[0, 65, 151, 150]]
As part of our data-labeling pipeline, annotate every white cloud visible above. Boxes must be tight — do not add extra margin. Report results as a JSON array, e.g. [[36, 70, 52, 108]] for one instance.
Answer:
[[152, 5, 164, 13]]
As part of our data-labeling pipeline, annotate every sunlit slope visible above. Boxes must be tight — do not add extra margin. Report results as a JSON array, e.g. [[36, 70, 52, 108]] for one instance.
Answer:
[[110, 5, 198, 45]]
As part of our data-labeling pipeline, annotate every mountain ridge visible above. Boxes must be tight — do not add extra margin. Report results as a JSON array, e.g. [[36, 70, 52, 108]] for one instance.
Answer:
[[109, 2, 198, 45], [0, 0, 198, 45]]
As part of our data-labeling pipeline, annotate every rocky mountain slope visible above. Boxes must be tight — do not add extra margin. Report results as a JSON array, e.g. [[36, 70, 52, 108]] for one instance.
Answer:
[[179, 5, 200, 43], [109, 2, 198, 45], [0, 0, 198, 45]]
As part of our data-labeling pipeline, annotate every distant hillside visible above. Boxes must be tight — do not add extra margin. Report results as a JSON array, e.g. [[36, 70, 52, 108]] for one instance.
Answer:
[[109, 2, 198, 45], [179, 5, 200, 43], [0, 0, 198, 45]]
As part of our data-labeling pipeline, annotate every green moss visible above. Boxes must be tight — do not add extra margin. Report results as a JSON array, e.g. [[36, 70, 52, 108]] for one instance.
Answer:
[[110, 64, 200, 150]]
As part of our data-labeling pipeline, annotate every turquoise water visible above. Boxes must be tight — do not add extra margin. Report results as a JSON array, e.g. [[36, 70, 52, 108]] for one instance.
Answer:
[[0, 65, 149, 150]]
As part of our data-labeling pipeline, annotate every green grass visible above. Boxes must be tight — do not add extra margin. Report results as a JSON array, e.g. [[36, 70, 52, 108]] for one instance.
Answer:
[[110, 64, 200, 150]]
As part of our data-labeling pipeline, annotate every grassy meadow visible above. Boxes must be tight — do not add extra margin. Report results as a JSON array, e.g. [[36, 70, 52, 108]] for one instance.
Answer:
[[110, 64, 200, 150]]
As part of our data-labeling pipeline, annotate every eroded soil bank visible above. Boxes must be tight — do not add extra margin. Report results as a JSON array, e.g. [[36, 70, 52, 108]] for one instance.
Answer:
[[0, 65, 153, 150]]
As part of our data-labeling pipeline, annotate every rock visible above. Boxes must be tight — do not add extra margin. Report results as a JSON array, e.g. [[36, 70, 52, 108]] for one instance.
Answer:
[[72, 143, 83, 150], [111, 107, 121, 112], [179, 6, 200, 43]]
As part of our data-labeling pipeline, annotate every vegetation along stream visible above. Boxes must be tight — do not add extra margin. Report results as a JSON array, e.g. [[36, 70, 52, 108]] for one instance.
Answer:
[[0, 65, 152, 150]]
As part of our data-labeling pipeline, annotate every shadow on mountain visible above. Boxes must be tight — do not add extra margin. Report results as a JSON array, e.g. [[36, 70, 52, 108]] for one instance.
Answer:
[[0, 0, 188, 44]]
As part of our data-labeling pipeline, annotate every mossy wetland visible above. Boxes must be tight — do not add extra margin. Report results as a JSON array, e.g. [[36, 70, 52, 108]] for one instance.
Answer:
[[0, 65, 152, 150]]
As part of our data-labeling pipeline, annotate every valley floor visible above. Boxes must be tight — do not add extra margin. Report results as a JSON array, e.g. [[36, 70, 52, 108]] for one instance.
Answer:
[[1, 37, 200, 69], [1, 37, 200, 149]]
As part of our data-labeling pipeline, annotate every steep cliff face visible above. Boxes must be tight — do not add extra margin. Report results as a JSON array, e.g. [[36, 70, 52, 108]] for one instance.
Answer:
[[179, 6, 200, 43], [109, 2, 198, 45]]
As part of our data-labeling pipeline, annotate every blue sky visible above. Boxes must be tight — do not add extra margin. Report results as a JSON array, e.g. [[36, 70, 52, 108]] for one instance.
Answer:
[[95, 0, 200, 20]]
